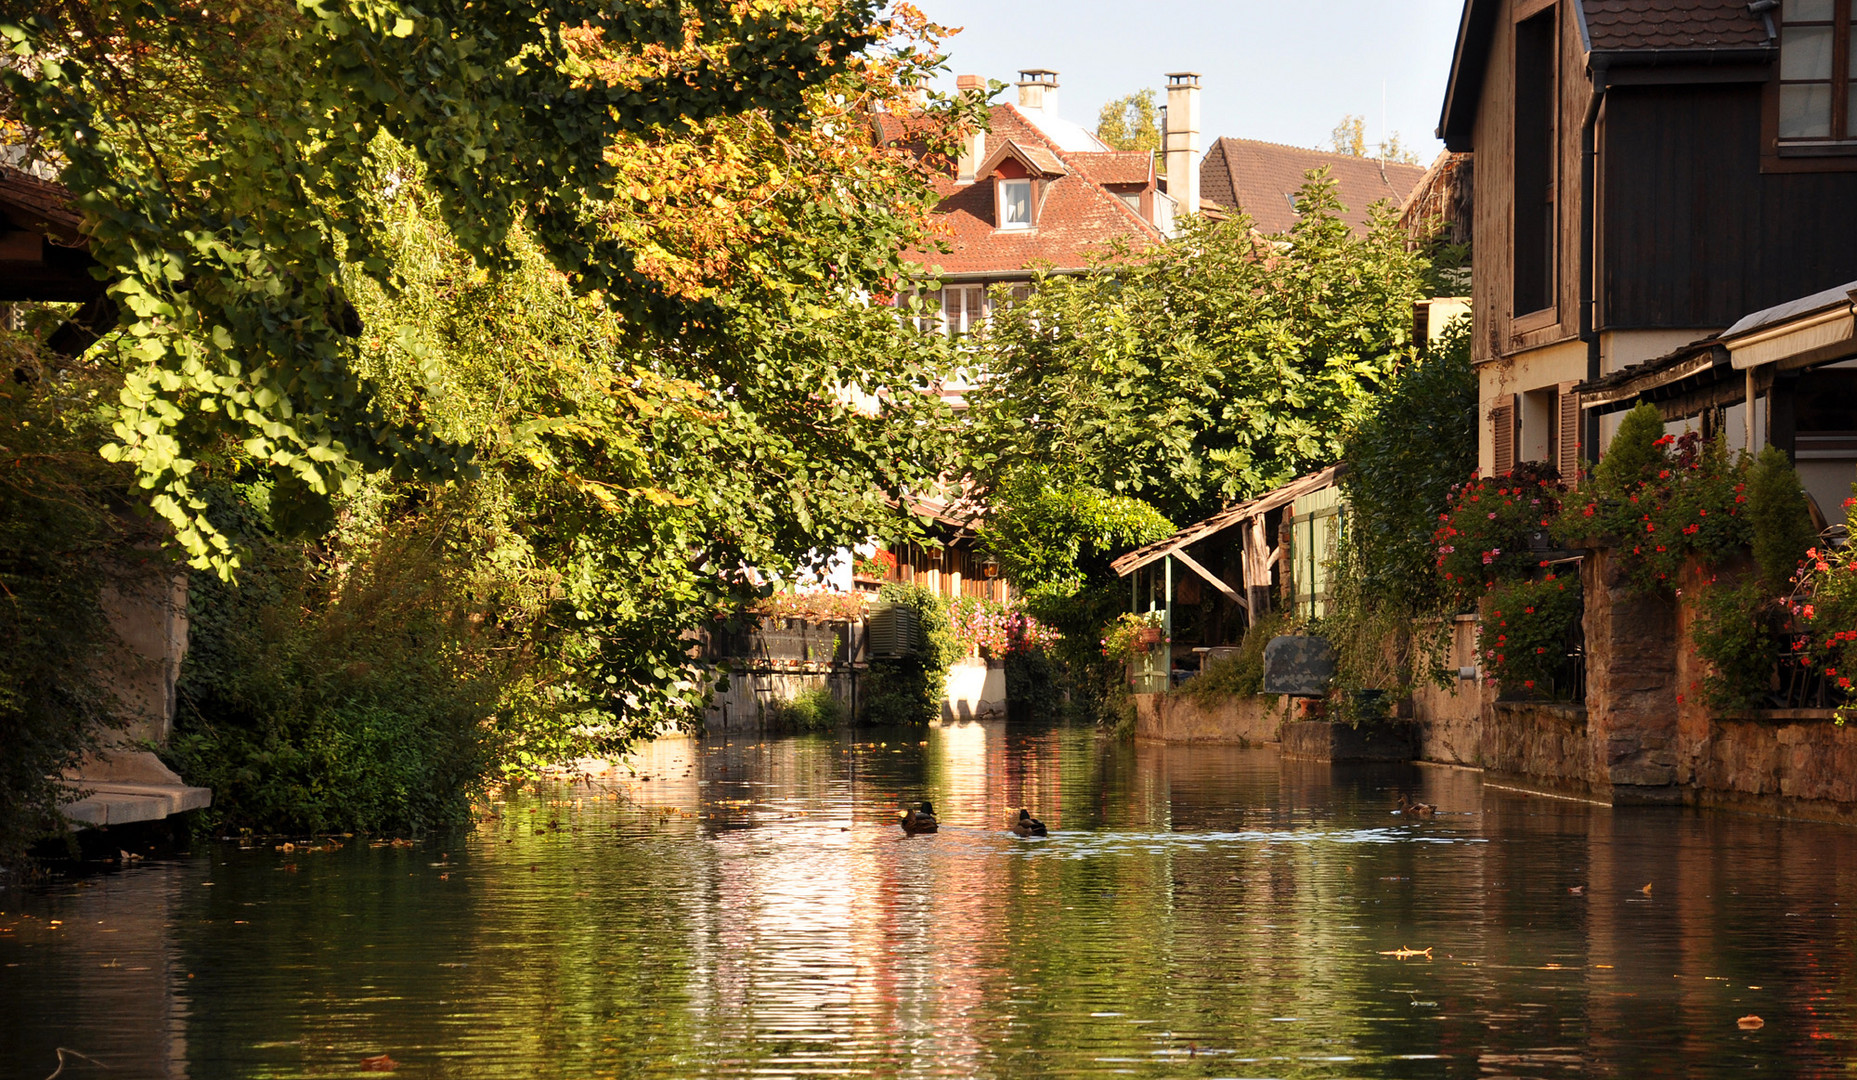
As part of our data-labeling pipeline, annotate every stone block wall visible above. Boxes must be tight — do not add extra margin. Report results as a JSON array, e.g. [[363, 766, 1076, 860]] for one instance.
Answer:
[[1412, 615, 1488, 766], [1580, 548, 1680, 795]]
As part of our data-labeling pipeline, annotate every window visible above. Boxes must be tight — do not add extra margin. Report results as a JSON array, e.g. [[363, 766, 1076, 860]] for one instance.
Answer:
[[1512, 8, 1557, 317], [940, 285, 987, 338], [1492, 396, 1518, 477], [999, 179, 1033, 229], [1779, 0, 1854, 140]]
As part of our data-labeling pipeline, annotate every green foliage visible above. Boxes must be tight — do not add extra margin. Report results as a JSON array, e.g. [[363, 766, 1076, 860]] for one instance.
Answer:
[[165, 491, 510, 834], [0, 316, 145, 863], [970, 172, 1427, 527], [981, 480, 1173, 604], [1795, 541, 1857, 721], [1564, 431, 1748, 595], [1340, 314, 1475, 614], [764, 687, 846, 732], [1747, 446, 1818, 590], [2, 0, 966, 571], [1101, 611, 1166, 667], [1591, 402, 1666, 495], [1177, 612, 1289, 705], [1478, 572, 1581, 699], [1096, 89, 1161, 154], [1434, 461, 1564, 608], [1692, 574, 1787, 712], [1324, 318, 1473, 702], [863, 583, 959, 726]]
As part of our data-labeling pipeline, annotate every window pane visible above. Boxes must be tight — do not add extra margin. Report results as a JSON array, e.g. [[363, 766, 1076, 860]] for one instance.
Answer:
[[1782, 24, 1834, 80], [1785, 0, 1834, 21], [1781, 82, 1833, 138], [1000, 180, 1031, 226]]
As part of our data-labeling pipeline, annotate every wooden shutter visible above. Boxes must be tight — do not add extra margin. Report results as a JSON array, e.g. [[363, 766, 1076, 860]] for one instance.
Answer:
[[1491, 397, 1516, 478], [1556, 382, 1581, 488]]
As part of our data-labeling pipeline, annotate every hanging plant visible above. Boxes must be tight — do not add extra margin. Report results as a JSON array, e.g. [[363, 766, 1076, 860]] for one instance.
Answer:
[[1477, 572, 1581, 697]]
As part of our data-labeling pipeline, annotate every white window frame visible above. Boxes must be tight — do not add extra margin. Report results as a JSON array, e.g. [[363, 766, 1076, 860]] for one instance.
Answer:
[[941, 284, 988, 338], [998, 178, 1034, 230]]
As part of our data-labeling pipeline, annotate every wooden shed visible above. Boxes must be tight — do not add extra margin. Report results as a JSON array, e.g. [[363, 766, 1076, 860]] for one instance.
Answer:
[[1111, 465, 1346, 676]]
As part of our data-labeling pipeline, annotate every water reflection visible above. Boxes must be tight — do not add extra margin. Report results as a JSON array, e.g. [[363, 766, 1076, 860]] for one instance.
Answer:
[[3, 725, 1855, 1078]]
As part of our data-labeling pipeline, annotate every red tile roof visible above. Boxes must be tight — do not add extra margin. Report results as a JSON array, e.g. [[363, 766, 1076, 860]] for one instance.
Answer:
[[905, 104, 1161, 278], [1068, 151, 1154, 186], [1198, 138, 1425, 237], [1581, 0, 1769, 52]]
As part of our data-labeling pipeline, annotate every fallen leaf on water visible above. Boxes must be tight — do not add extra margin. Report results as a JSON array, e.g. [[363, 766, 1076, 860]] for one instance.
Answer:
[[1737, 1015, 1765, 1030], [1641, 883, 1654, 894], [1379, 946, 1433, 959], [360, 1052, 399, 1071], [1568, 886, 1584, 895]]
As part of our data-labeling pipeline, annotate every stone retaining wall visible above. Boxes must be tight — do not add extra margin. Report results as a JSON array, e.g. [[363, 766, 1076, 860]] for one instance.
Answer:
[[1132, 692, 1287, 744]]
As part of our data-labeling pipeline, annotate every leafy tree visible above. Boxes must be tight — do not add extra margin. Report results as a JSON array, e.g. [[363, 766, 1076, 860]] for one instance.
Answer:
[[1096, 89, 1161, 154], [971, 172, 1427, 527], [1, 0, 960, 571]]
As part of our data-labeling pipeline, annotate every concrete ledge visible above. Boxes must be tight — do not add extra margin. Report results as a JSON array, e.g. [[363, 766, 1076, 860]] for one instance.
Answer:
[[1281, 721, 1414, 762], [61, 781, 212, 828], [60, 750, 211, 828]]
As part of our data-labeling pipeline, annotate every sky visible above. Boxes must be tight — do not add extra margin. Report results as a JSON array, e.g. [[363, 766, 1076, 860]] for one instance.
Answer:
[[915, 0, 1465, 160]]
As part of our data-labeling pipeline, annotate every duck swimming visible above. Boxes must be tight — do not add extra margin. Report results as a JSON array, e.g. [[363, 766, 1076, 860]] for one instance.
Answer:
[[1010, 809, 1048, 837], [899, 801, 939, 835], [1396, 794, 1437, 819]]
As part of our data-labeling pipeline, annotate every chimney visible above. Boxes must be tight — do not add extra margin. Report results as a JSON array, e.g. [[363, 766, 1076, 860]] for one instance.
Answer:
[[1016, 69, 1059, 116], [956, 74, 986, 183], [1164, 72, 1201, 216]]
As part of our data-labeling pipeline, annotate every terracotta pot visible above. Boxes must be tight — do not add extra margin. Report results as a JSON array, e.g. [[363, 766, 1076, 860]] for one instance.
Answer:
[[1136, 626, 1163, 646]]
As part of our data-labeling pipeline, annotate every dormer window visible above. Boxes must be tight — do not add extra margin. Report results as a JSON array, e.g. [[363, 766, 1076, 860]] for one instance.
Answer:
[[1000, 179, 1033, 229]]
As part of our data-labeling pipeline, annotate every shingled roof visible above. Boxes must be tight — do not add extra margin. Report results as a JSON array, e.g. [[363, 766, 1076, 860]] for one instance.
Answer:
[[1582, 0, 1770, 52], [1197, 138, 1425, 237], [905, 104, 1162, 278]]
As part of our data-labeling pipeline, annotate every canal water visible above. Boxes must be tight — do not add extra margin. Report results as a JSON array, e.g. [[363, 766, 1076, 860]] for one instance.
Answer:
[[3, 723, 1853, 1079]]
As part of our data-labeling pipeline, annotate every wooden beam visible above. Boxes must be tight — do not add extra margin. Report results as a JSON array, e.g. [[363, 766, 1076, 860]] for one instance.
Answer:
[[1171, 547, 1247, 611]]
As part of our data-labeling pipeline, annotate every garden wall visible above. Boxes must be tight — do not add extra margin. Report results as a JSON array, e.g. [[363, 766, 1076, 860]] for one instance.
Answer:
[[1411, 615, 1486, 766], [1132, 692, 1287, 744]]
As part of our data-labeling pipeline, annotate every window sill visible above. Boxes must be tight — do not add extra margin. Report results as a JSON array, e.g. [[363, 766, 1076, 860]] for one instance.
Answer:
[[1778, 140, 1857, 157], [1511, 307, 1559, 336]]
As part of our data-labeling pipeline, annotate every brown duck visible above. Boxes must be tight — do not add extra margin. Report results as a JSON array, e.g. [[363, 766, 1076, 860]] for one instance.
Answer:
[[1396, 794, 1437, 819], [899, 801, 939, 835], [1010, 809, 1048, 837]]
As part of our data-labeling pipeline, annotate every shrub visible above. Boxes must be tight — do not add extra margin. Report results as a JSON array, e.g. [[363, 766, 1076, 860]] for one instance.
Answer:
[[1478, 572, 1582, 698], [1791, 542, 1857, 722], [1177, 612, 1289, 705], [165, 491, 512, 835], [1434, 460, 1563, 608], [1746, 446, 1818, 590], [1692, 574, 1787, 712], [1565, 431, 1748, 595], [861, 583, 959, 726], [1591, 401, 1667, 494], [764, 686, 846, 732]]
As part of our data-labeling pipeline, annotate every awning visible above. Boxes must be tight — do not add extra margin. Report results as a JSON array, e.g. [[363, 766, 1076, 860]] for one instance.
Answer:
[[1111, 464, 1346, 578]]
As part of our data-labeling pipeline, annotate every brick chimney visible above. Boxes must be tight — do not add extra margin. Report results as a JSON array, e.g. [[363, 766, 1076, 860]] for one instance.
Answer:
[[1164, 72, 1201, 216], [956, 74, 987, 183], [1016, 69, 1059, 116]]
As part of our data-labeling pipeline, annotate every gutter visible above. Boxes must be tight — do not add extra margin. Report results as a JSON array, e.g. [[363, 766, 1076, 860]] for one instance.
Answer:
[[1579, 54, 1610, 467]]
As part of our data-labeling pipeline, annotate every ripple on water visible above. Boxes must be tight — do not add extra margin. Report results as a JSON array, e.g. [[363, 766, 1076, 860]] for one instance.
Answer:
[[0, 729, 1847, 1079]]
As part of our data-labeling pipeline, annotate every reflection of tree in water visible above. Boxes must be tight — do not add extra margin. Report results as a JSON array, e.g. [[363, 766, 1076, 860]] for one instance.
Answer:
[[11, 727, 1857, 1075]]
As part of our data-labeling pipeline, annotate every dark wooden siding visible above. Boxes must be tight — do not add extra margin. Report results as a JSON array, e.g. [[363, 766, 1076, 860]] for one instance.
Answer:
[[1600, 82, 1857, 330]]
